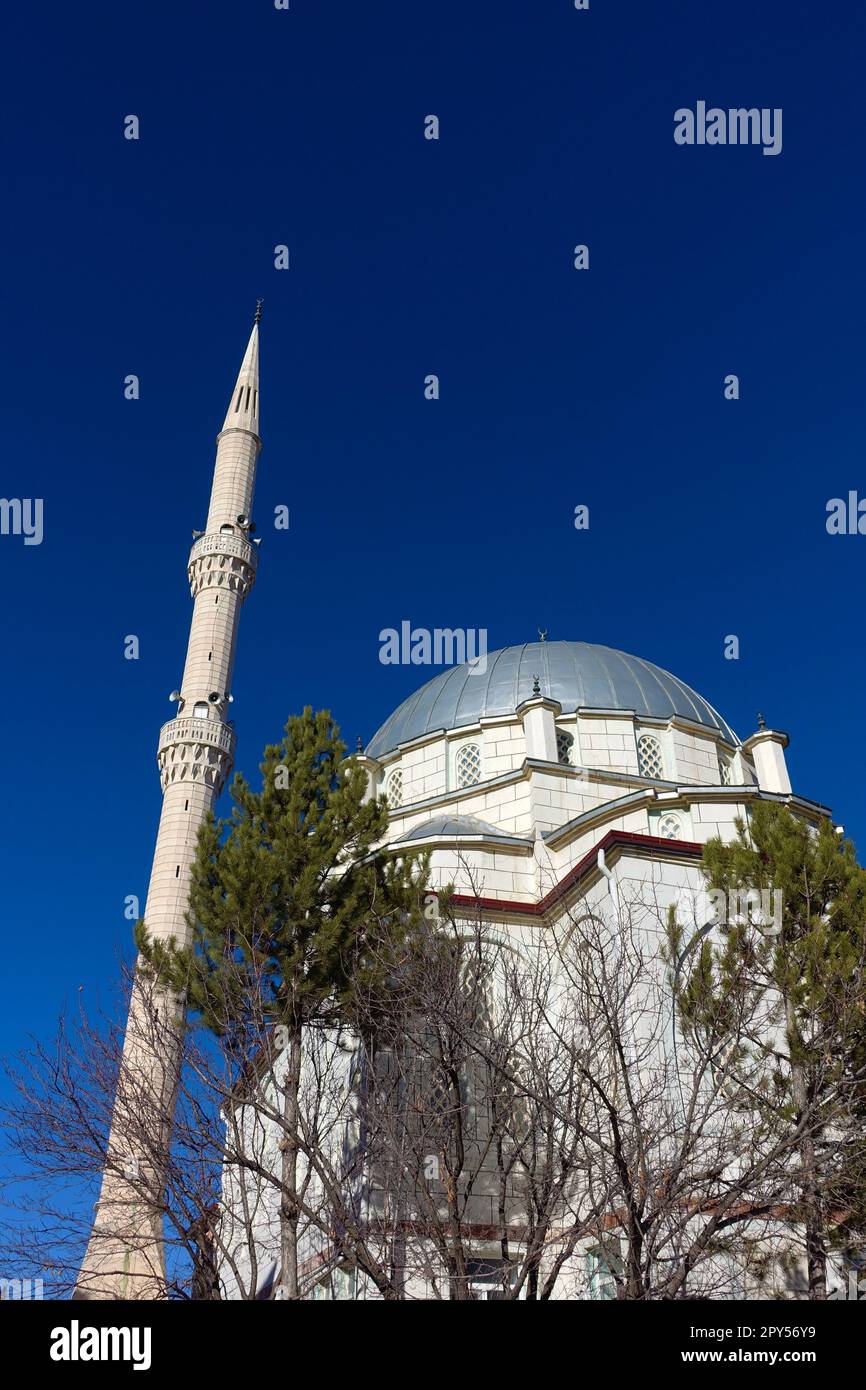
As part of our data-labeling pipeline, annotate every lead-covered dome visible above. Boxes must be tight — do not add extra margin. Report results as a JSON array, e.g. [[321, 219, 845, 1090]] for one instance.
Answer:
[[367, 641, 737, 759]]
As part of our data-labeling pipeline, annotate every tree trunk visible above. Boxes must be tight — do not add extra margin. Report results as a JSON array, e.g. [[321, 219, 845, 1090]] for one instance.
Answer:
[[787, 999, 826, 1300], [279, 1027, 303, 1299]]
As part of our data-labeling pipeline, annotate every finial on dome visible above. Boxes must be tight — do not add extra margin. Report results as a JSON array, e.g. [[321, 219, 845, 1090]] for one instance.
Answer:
[[254, 298, 263, 325], [356, 735, 363, 754], [537, 628, 547, 643], [532, 674, 541, 696], [757, 711, 766, 730]]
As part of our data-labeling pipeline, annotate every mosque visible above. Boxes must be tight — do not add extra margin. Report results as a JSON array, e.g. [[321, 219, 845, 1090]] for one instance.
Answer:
[[220, 641, 831, 1301], [75, 313, 832, 1301]]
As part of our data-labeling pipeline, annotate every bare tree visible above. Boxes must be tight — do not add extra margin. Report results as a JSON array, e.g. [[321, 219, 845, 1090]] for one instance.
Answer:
[[0, 966, 225, 1299], [4, 858, 851, 1302], [0, 953, 409, 1300], [341, 867, 824, 1299]]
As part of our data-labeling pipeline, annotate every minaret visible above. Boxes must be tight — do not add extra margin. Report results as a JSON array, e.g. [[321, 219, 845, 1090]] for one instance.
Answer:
[[75, 308, 264, 1299]]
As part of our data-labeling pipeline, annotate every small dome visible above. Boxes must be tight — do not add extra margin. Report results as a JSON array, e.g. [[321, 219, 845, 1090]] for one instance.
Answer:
[[367, 641, 736, 759], [394, 815, 528, 845]]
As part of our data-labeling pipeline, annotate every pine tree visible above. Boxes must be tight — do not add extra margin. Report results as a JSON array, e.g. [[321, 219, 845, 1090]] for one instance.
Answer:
[[671, 802, 866, 1297], [137, 707, 430, 1298]]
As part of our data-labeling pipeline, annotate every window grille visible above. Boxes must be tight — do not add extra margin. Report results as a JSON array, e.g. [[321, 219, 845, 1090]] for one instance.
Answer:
[[456, 743, 481, 788], [385, 768, 403, 809], [637, 734, 664, 780]]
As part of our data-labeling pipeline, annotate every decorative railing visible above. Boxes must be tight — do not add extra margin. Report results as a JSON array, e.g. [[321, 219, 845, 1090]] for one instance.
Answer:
[[187, 531, 258, 571], [187, 531, 258, 600], [158, 717, 236, 758]]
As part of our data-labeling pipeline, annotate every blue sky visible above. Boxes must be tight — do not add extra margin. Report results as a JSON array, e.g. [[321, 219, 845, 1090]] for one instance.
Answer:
[[1, 0, 865, 1068]]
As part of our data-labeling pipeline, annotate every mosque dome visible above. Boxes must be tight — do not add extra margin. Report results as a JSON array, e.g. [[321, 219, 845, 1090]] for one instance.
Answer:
[[366, 641, 737, 759]]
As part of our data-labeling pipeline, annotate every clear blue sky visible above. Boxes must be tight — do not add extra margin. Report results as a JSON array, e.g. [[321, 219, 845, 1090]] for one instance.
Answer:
[[1, 0, 865, 1069]]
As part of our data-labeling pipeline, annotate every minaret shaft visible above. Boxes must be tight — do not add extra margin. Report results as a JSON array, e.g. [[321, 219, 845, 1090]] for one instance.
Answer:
[[206, 429, 259, 534], [75, 316, 263, 1299]]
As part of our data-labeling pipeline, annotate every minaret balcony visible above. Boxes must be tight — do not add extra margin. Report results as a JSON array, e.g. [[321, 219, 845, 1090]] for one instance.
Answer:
[[187, 531, 258, 601], [157, 716, 237, 794]]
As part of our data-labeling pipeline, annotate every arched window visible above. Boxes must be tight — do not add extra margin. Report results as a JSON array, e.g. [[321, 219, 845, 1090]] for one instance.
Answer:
[[385, 768, 403, 810], [220, 523, 234, 534], [637, 734, 664, 780], [718, 753, 733, 786], [192, 701, 209, 719], [658, 813, 682, 841], [556, 729, 574, 766], [456, 743, 481, 788]]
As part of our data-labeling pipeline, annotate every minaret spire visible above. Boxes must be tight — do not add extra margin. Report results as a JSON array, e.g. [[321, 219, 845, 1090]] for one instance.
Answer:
[[76, 314, 265, 1300], [220, 312, 260, 436]]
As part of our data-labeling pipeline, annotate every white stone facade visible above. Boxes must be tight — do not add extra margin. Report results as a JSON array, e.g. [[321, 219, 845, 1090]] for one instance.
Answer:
[[220, 644, 831, 1300]]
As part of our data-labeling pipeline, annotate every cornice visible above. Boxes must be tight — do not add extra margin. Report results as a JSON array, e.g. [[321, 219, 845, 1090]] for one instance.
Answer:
[[448, 829, 704, 923]]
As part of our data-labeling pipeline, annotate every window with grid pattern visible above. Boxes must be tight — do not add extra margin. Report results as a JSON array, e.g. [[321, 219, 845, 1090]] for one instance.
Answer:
[[385, 768, 403, 809], [658, 813, 682, 841], [556, 729, 574, 765], [456, 743, 481, 788], [718, 754, 733, 786], [586, 1249, 617, 1302], [637, 734, 664, 780]]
